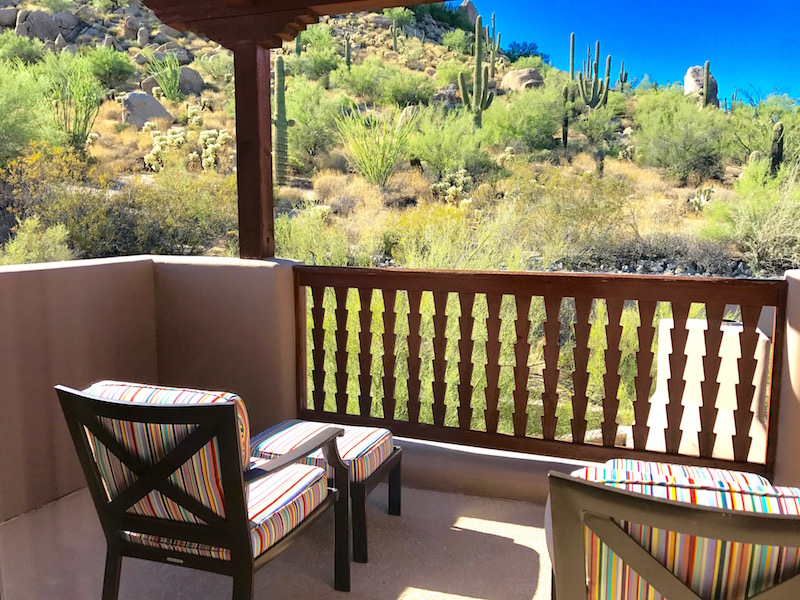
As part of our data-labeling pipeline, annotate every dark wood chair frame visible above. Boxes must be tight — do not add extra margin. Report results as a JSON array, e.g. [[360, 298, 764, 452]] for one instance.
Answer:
[[549, 471, 800, 600], [349, 445, 402, 563], [56, 385, 351, 600]]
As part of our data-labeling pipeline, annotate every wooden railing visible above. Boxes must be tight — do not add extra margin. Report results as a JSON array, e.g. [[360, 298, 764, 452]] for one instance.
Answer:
[[294, 266, 787, 478]]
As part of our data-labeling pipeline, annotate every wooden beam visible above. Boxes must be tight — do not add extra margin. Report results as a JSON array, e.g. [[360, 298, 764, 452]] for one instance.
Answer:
[[233, 43, 274, 258]]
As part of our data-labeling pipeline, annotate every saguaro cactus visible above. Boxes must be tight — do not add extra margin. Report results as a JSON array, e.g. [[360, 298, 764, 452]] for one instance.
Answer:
[[345, 35, 351, 71], [273, 56, 295, 186], [562, 32, 576, 147], [771, 121, 784, 177], [618, 60, 628, 90], [701, 60, 711, 108], [577, 40, 611, 109], [459, 15, 493, 128], [295, 32, 302, 56], [390, 19, 400, 52], [485, 12, 501, 80]]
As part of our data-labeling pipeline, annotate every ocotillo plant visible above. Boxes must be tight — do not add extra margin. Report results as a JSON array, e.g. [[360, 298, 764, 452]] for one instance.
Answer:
[[344, 35, 351, 71], [617, 60, 628, 90], [272, 56, 295, 186], [390, 19, 400, 52], [771, 121, 784, 177], [295, 32, 302, 56], [459, 15, 493, 128], [577, 40, 610, 109], [485, 12, 501, 80], [701, 60, 711, 108]]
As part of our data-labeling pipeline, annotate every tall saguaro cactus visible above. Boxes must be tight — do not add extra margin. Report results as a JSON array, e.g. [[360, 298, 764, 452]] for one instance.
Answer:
[[390, 19, 400, 52], [701, 60, 711, 108], [295, 32, 302, 56], [459, 15, 493, 128], [618, 60, 628, 90], [562, 32, 576, 147], [577, 40, 611, 110], [273, 56, 295, 186], [485, 12, 501, 80], [344, 35, 351, 70]]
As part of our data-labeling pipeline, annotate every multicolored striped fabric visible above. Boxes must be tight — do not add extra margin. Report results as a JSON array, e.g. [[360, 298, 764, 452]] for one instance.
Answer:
[[82, 381, 250, 523], [121, 463, 328, 560], [251, 420, 393, 483], [573, 459, 800, 599]]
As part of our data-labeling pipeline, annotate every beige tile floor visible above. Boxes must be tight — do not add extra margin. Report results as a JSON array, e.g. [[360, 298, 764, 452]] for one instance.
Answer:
[[0, 484, 552, 600]]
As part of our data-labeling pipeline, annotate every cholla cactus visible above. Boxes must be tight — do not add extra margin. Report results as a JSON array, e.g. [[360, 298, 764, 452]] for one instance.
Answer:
[[152, 86, 164, 100], [688, 187, 714, 212], [142, 121, 159, 133], [144, 130, 166, 172], [431, 169, 473, 203], [199, 128, 233, 171], [166, 126, 187, 148], [187, 103, 203, 127]]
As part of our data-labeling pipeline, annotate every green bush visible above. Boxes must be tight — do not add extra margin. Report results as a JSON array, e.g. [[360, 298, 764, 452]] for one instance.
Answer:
[[726, 95, 800, 164], [508, 55, 546, 71], [435, 59, 469, 87], [441, 29, 471, 54], [84, 46, 136, 90], [286, 24, 340, 82], [33, 0, 73, 12], [0, 30, 44, 65], [331, 57, 393, 103], [408, 107, 493, 178], [0, 216, 73, 265], [38, 52, 103, 150], [192, 52, 234, 82], [383, 7, 415, 27], [410, 4, 472, 32], [0, 67, 59, 165], [336, 108, 418, 187], [632, 87, 727, 185], [703, 160, 800, 275], [482, 86, 561, 151], [286, 76, 344, 172], [275, 206, 350, 266], [381, 70, 435, 107]]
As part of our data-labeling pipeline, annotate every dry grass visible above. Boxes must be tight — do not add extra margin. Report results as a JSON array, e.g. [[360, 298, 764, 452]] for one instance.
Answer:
[[312, 170, 383, 216], [90, 101, 151, 174], [386, 168, 434, 205]]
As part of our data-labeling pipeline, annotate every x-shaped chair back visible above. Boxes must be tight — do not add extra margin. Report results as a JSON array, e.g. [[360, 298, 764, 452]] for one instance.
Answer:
[[549, 472, 800, 600], [57, 385, 253, 567]]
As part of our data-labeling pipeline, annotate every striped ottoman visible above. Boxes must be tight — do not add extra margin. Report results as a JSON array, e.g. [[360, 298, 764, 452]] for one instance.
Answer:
[[251, 420, 402, 563], [547, 459, 800, 599]]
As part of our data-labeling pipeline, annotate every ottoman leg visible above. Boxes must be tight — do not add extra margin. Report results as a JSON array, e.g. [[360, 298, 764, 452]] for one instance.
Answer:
[[388, 460, 401, 516], [352, 483, 368, 563]]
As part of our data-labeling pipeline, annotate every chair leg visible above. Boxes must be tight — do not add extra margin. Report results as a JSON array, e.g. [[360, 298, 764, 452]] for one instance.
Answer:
[[351, 482, 368, 564], [101, 547, 122, 600], [551, 569, 556, 600], [232, 567, 254, 600], [388, 460, 401, 516], [335, 484, 351, 591]]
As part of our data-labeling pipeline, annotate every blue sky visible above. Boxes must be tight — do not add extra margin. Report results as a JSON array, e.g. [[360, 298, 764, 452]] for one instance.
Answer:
[[471, 0, 799, 102]]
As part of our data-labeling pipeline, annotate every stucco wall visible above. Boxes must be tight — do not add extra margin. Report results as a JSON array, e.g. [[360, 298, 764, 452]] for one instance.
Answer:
[[0, 258, 158, 522], [774, 270, 800, 485]]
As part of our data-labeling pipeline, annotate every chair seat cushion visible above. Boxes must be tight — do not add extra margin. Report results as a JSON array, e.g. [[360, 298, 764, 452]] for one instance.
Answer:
[[251, 420, 393, 483], [568, 459, 800, 599], [121, 463, 328, 560]]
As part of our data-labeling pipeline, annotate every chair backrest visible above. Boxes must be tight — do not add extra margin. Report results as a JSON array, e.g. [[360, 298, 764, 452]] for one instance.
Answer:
[[56, 384, 253, 561], [549, 472, 800, 600]]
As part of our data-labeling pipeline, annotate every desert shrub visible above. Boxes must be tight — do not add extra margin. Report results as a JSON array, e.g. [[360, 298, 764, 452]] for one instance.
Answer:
[[410, 3, 472, 32], [632, 87, 727, 185], [285, 76, 344, 172], [482, 86, 561, 151], [275, 207, 350, 266], [336, 108, 418, 187], [331, 57, 393, 103], [84, 46, 136, 90], [435, 58, 469, 87], [507, 55, 546, 71], [38, 168, 237, 257], [148, 52, 183, 101], [287, 24, 340, 81], [33, 0, 72, 11], [504, 40, 548, 63], [312, 169, 381, 216], [0, 30, 44, 65], [703, 160, 800, 275], [192, 52, 234, 82], [408, 107, 493, 178], [37, 53, 103, 150], [573, 104, 620, 147], [0, 68, 59, 165], [726, 95, 800, 164], [383, 7, 415, 27], [0, 217, 73, 265], [381, 70, 435, 106], [441, 29, 471, 54]]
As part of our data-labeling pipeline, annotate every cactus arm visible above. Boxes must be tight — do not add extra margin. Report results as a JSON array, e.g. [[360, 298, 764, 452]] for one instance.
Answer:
[[600, 55, 611, 106], [458, 71, 472, 107]]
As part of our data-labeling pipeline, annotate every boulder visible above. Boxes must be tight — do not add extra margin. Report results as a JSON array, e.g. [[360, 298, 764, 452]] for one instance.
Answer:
[[18, 10, 60, 41], [365, 13, 393, 28], [500, 68, 544, 92], [53, 11, 83, 41], [123, 15, 139, 38], [458, 1, 479, 26], [0, 7, 17, 28], [684, 65, 719, 107], [136, 26, 149, 46], [101, 34, 120, 50], [178, 66, 204, 95], [54, 33, 66, 50], [121, 92, 173, 128], [75, 5, 96, 23], [433, 83, 458, 106], [157, 24, 182, 38]]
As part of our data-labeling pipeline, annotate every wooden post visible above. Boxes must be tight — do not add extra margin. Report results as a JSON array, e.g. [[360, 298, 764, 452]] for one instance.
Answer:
[[233, 42, 275, 258]]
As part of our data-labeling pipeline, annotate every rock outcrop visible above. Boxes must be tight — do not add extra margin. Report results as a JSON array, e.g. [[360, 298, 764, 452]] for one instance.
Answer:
[[458, 1, 479, 26], [500, 68, 544, 92], [121, 92, 173, 128], [14, 10, 84, 42], [684, 65, 719, 107]]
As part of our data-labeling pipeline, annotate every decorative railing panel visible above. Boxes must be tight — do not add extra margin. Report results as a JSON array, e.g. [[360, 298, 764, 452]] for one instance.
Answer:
[[294, 267, 787, 477]]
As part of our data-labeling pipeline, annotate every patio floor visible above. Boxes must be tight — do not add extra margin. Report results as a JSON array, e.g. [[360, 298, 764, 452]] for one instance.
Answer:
[[0, 484, 551, 600]]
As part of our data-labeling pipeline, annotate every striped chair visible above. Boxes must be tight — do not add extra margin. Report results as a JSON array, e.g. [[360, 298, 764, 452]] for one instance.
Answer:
[[549, 459, 800, 599], [56, 381, 351, 600], [251, 419, 402, 563]]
